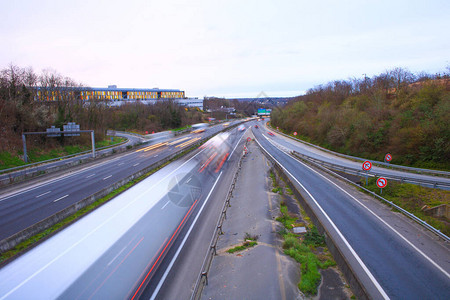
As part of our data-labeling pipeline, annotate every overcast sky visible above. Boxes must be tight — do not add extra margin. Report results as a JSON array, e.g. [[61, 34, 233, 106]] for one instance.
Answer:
[[1, 0, 449, 98]]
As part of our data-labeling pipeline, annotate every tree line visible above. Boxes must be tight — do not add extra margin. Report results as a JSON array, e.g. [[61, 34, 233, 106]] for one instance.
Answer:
[[0, 65, 204, 153], [271, 67, 450, 169]]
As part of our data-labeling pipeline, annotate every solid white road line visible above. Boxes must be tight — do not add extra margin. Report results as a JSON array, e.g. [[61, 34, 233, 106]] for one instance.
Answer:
[[1, 148, 207, 300], [263, 132, 450, 279], [255, 137, 390, 300], [150, 171, 223, 300], [53, 194, 68, 203], [288, 151, 450, 280]]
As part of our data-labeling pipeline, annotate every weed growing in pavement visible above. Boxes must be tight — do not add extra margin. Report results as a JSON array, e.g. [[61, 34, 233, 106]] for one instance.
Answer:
[[269, 169, 336, 296], [226, 241, 258, 254], [227, 233, 258, 253]]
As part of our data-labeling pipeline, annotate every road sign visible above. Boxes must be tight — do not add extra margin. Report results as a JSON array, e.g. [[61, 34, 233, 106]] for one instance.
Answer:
[[376, 177, 387, 189], [247, 137, 251, 142], [294, 132, 297, 136], [385, 153, 392, 162], [362, 161, 372, 171]]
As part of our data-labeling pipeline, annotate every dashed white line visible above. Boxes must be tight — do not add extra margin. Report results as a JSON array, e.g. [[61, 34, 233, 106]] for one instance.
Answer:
[[103, 175, 112, 180], [53, 194, 68, 202], [36, 191, 51, 198], [133, 163, 140, 167], [86, 173, 96, 178], [161, 201, 170, 210], [118, 162, 125, 166]]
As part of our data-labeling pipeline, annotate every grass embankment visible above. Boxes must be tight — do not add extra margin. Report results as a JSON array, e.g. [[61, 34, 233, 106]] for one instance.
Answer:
[[0, 137, 125, 170], [0, 141, 202, 265], [363, 178, 450, 236]]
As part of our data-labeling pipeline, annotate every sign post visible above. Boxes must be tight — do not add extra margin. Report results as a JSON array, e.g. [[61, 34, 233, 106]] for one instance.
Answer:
[[376, 177, 388, 194], [362, 161, 372, 186]]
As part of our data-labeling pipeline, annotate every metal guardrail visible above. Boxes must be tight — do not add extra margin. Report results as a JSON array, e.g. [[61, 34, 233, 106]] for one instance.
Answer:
[[290, 152, 450, 242], [191, 139, 248, 300], [269, 124, 450, 177], [0, 139, 129, 175], [291, 151, 450, 190]]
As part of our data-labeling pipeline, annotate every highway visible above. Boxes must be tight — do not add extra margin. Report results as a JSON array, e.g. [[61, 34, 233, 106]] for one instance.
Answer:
[[253, 123, 450, 299], [263, 123, 450, 189], [1, 119, 449, 299], [0, 122, 239, 241], [0, 124, 250, 299]]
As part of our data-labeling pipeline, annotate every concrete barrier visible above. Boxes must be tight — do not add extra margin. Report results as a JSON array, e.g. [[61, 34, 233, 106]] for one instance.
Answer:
[[0, 141, 202, 254], [256, 141, 370, 300]]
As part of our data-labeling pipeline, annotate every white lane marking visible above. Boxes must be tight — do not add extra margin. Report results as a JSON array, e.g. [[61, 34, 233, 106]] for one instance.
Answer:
[[0, 148, 207, 300], [154, 155, 158, 157], [86, 173, 96, 179], [228, 127, 249, 161], [161, 201, 170, 210], [107, 245, 128, 267], [36, 191, 51, 198], [255, 137, 390, 300], [0, 154, 128, 202], [118, 162, 125, 166], [150, 171, 223, 300], [103, 175, 112, 180], [288, 151, 450, 280], [133, 163, 140, 167], [53, 194, 68, 203]]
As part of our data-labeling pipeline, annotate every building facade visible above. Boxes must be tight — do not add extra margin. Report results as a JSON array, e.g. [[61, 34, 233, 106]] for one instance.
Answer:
[[35, 86, 185, 102]]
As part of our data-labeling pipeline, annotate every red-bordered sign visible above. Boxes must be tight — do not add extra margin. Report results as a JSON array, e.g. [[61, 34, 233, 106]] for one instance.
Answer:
[[247, 137, 251, 142], [376, 177, 388, 189], [385, 153, 392, 162], [362, 161, 372, 171], [294, 132, 297, 136]]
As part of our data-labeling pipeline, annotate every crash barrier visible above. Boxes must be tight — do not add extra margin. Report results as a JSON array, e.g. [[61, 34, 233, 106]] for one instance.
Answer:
[[0, 122, 246, 254], [254, 137, 372, 300], [291, 151, 450, 190], [270, 125, 450, 177], [0, 139, 207, 254], [291, 152, 450, 243], [0, 137, 130, 186], [191, 139, 249, 300]]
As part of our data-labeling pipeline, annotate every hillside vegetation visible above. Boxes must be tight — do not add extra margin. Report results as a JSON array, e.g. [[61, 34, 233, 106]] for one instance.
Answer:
[[271, 68, 450, 170]]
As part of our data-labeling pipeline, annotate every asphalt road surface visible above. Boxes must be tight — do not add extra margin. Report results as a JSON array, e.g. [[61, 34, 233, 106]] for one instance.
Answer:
[[0, 122, 241, 241], [252, 124, 450, 299], [261, 122, 450, 189], [0, 124, 250, 299]]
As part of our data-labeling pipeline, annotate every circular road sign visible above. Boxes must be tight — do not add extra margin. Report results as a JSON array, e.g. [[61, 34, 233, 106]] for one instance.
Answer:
[[385, 153, 392, 162], [247, 137, 251, 142], [294, 132, 297, 136], [376, 177, 388, 189], [362, 161, 372, 171]]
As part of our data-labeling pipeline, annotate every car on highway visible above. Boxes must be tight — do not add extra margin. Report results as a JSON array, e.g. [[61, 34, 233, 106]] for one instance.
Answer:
[[254, 125, 259, 128], [267, 131, 274, 136], [238, 125, 245, 131]]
